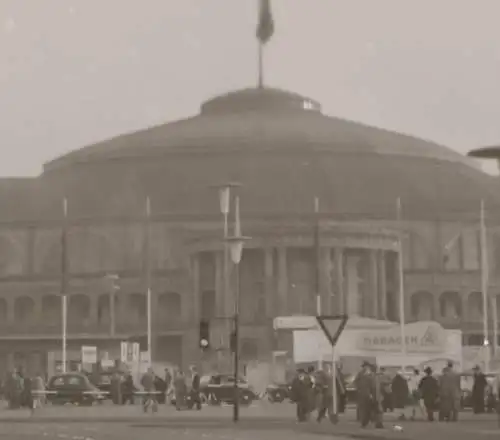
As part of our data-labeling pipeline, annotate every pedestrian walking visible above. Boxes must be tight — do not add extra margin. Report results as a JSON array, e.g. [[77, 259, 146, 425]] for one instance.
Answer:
[[355, 361, 382, 429], [141, 367, 158, 413], [31, 372, 45, 411], [472, 365, 488, 414], [418, 367, 439, 421], [392, 371, 409, 421], [290, 369, 310, 422], [438, 361, 461, 422], [189, 366, 202, 410]]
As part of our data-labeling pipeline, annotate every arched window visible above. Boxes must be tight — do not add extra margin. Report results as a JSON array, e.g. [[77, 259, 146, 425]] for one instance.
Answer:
[[41, 295, 61, 325], [0, 298, 7, 321], [14, 296, 35, 325], [158, 292, 182, 321], [68, 294, 90, 326], [410, 291, 434, 321], [129, 293, 147, 323], [439, 291, 462, 319]]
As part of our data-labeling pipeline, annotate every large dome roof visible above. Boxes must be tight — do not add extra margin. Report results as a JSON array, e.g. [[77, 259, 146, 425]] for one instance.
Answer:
[[42, 87, 500, 221]]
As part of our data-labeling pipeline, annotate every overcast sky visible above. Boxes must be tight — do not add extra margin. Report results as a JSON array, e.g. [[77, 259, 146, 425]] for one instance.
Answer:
[[1, 0, 500, 177]]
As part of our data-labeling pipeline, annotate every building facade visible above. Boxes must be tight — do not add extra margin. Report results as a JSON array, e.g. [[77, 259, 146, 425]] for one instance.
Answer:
[[1, 87, 500, 374]]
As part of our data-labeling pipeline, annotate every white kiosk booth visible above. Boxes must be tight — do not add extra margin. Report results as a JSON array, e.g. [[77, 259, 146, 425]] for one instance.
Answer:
[[274, 315, 463, 373]]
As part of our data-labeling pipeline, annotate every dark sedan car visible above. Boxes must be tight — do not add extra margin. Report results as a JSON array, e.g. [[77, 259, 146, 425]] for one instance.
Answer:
[[199, 374, 257, 406], [265, 383, 291, 403], [46, 373, 105, 406]]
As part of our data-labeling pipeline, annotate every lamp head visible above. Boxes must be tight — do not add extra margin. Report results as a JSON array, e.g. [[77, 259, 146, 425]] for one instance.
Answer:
[[226, 235, 251, 264], [210, 182, 241, 215]]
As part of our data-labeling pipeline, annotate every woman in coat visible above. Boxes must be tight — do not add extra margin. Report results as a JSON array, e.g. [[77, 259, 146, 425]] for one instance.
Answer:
[[174, 370, 187, 410], [391, 372, 410, 421]]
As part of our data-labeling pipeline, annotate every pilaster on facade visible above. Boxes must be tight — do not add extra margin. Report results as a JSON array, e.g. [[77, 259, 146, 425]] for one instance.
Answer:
[[277, 246, 288, 315], [214, 251, 224, 317], [263, 247, 274, 317], [333, 248, 344, 314], [191, 254, 200, 321], [378, 250, 387, 320], [6, 297, 14, 324], [319, 247, 332, 314], [88, 294, 99, 326], [368, 249, 379, 318]]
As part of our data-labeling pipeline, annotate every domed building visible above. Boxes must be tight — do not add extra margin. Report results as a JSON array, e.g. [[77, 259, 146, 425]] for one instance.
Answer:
[[1, 86, 500, 374]]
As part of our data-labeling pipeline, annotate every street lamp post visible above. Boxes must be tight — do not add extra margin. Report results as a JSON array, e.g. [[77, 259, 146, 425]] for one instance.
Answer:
[[226, 234, 251, 423], [213, 182, 240, 369], [468, 147, 499, 362]]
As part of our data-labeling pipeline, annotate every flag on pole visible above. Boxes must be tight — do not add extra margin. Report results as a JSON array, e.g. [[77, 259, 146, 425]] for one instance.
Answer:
[[256, 0, 275, 45], [61, 198, 68, 296]]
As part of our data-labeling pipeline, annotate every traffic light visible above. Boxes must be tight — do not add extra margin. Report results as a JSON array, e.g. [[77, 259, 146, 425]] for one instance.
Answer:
[[199, 319, 210, 350]]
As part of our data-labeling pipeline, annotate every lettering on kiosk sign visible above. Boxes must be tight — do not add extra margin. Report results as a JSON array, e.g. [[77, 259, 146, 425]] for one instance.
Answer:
[[357, 322, 445, 353]]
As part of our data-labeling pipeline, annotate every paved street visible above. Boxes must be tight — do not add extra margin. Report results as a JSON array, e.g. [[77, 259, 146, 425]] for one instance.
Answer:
[[0, 402, 498, 439]]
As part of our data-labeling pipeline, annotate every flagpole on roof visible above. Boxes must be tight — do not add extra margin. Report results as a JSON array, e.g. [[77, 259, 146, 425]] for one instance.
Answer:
[[396, 198, 407, 373], [61, 197, 68, 374], [313, 197, 322, 370], [480, 199, 491, 369], [256, 0, 275, 88]]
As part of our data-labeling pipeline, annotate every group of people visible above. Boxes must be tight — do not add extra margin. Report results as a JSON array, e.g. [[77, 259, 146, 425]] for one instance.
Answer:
[[138, 365, 202, 413], [2, 369, 46, 412], [355, 360, 499, 428], [289, 364, 346, 423]]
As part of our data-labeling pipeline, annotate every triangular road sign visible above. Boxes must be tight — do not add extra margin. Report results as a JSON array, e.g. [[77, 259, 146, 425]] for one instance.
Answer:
[[316, 315, 348, 347]]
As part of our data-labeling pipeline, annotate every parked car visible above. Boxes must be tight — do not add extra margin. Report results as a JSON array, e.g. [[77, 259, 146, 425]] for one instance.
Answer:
[[460, 373, 497, 412], [266, 383, 290, 403], [200, 374, 257, 406], [46, 373, 106, 406]]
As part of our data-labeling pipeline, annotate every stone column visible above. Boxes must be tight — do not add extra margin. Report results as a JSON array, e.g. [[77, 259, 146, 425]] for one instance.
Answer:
[[88, 295, 99, 326], [378, 251, 387, 320], [6, 297, 15, 325], [214, 251, 224, 316], [369, 250, 379, 318], [322, 248, 333, 314], [334, 248, 344, 314], [264, 248, 274, 317], [345, 255, 361, 315], [191, 254, 200, 321], [33, 296, 42, 325], [277, 247, 288, 315]]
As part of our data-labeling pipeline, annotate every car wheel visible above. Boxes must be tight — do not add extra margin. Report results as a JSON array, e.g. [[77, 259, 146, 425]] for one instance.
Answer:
[[239, 392, 252, 405]]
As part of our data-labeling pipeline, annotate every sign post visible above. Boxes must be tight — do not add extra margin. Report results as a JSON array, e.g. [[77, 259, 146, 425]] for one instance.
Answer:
[[81, 346, 97, 365], [316, 314, 349, 425]]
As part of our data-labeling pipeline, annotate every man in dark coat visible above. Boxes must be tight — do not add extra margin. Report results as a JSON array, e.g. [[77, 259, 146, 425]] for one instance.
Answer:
[[472, 365, 487, 414], [290, 369, 310, 422], [418, 367, 439, 421], [355, 362, 381, 428], [438, 361, 461, 422], [392, 371, 410, 420], [190, 366, 202, 410]]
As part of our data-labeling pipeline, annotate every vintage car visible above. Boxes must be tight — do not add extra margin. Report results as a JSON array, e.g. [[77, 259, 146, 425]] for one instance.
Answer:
[[46, 373, 106, 406], [200, 374, 258, 406], [265, 382, 291, 403]]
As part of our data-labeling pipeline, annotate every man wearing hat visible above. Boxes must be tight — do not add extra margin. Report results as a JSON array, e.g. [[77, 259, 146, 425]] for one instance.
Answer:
[[471, 365, 488, 414], [418, 367, 439, 421], [355, 361, 381, 428]]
